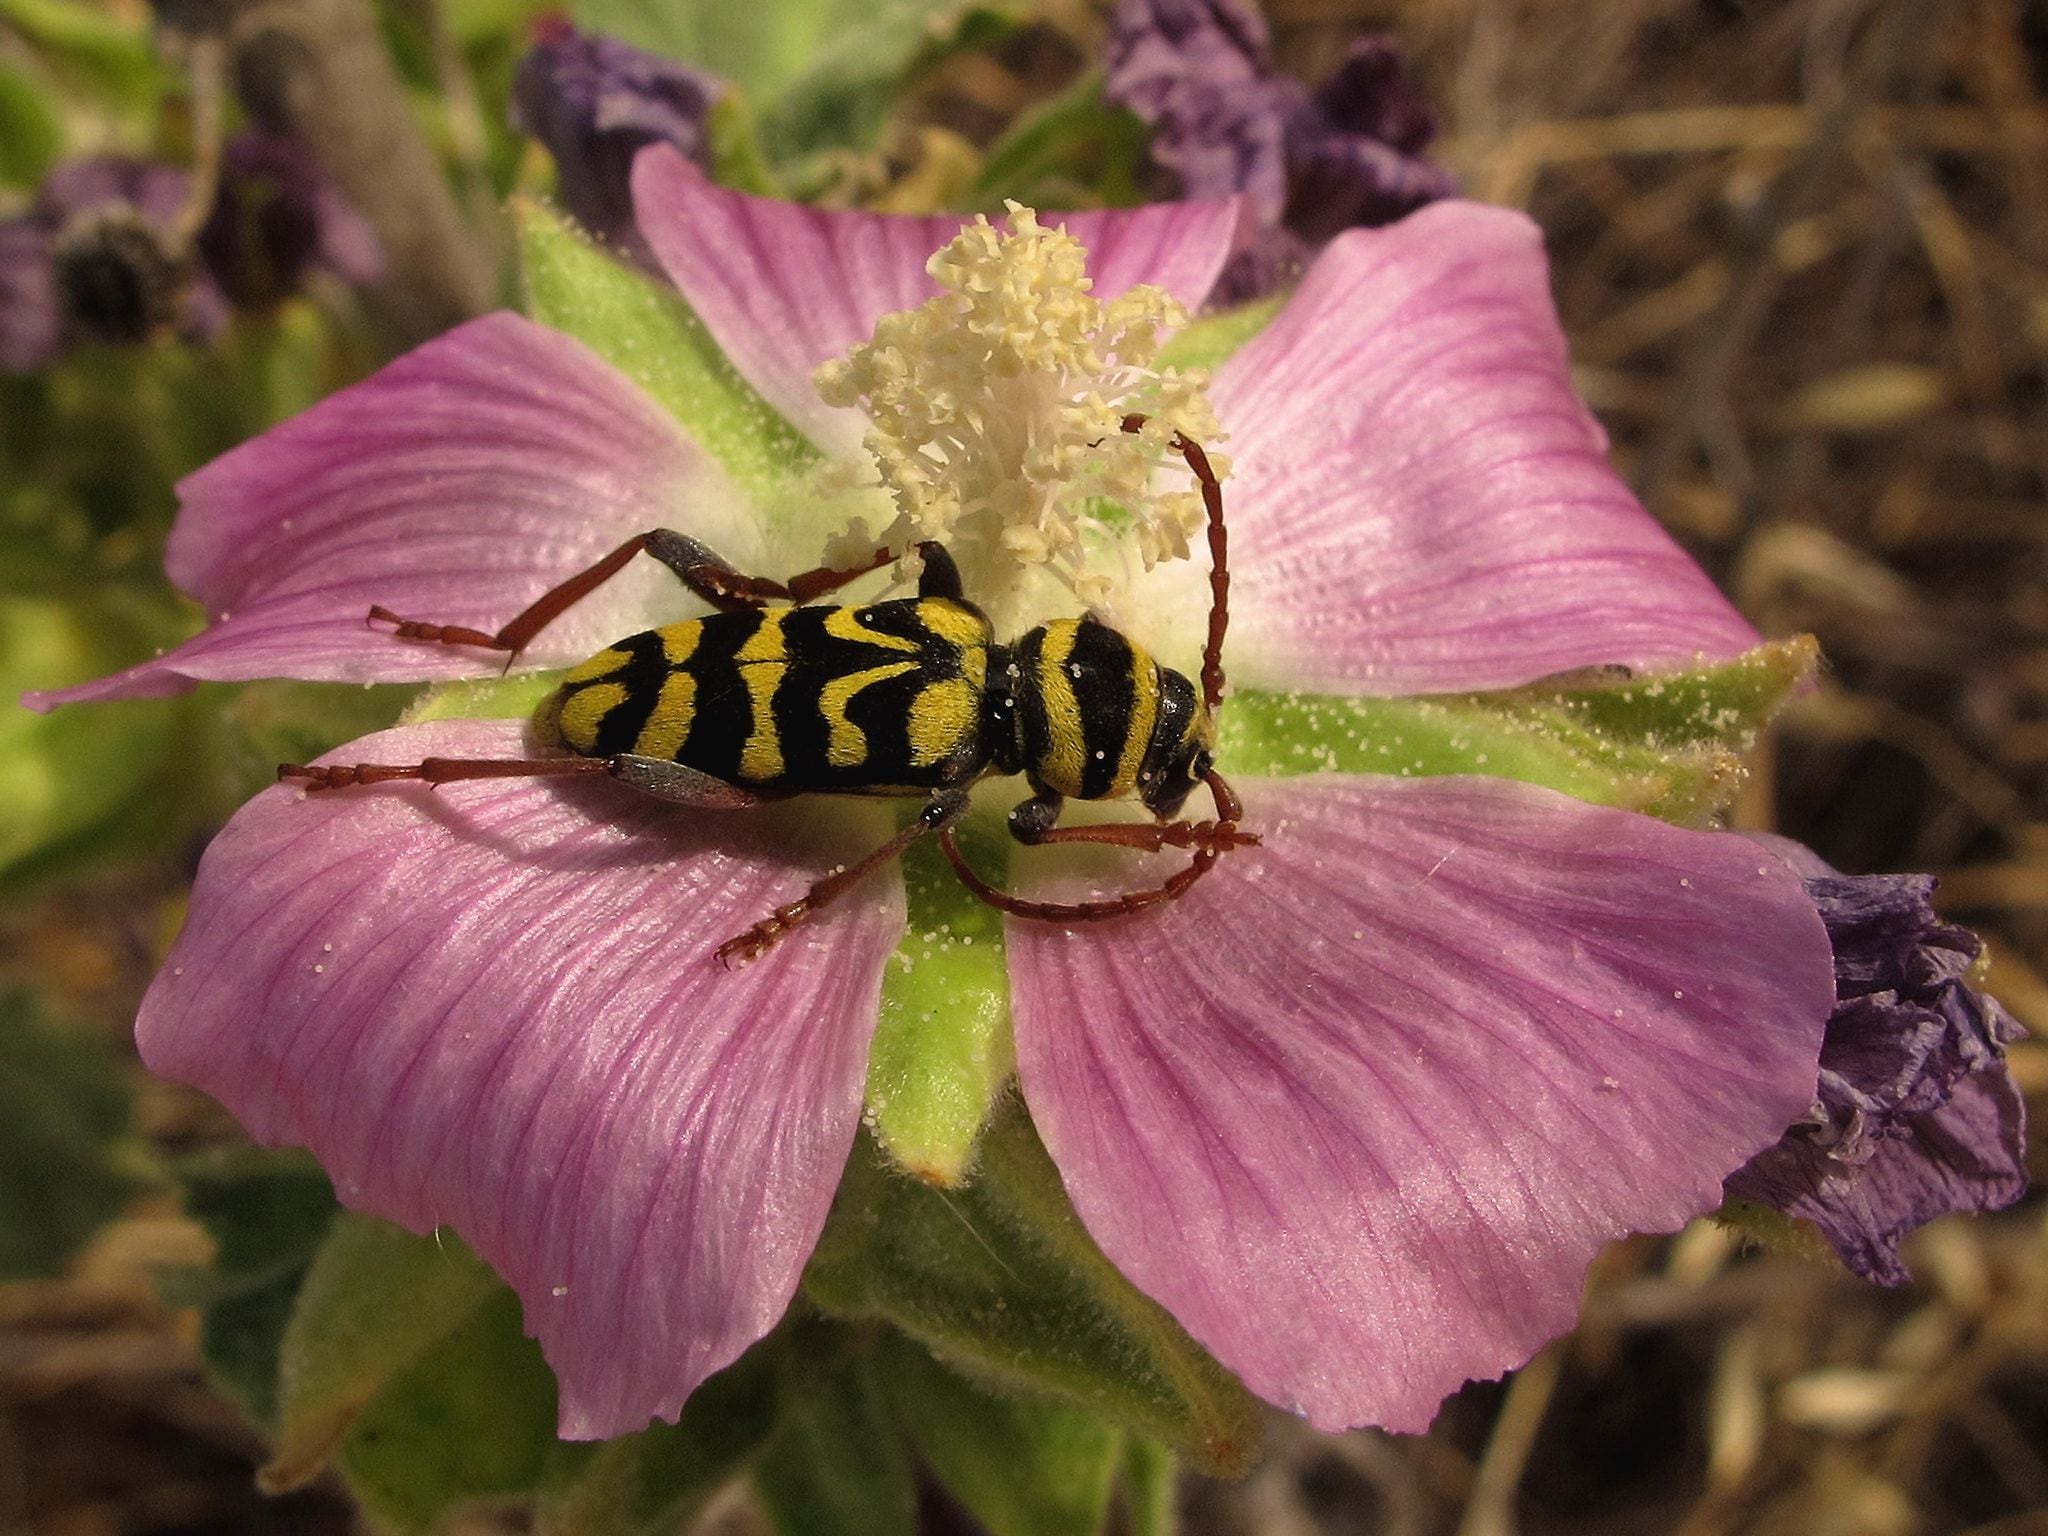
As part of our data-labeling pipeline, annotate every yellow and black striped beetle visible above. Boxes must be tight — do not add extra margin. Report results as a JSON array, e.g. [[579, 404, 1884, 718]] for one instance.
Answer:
[[281, 421, 1255, 966]]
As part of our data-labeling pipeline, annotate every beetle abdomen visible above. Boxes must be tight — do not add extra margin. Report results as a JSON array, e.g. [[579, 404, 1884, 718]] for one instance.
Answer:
[[537, 597, 993, 792]]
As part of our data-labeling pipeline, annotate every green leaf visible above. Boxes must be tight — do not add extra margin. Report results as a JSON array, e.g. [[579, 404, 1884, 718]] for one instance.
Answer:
[[263, 1216, 504, 1495], [1118, 1439, 1178, 1536], [539, 1331, 784, 1536], [0, 992, 139, 1280], [866, 818, 1012, 1186], [337, 1287, 560, 1534], [516, 197, 817, 499], [803, 1103, 1262, 1477], [761, 1, 1008, 162], [1221, 639, 1817, 826], [0, 595, 193, 879], [0, 61, 60, 186], [754, 1338, 918, 1536], [972, 75, 1151, 211], [881, 1334, 1121, 1536], [168, 1146, 341, 1427], [0, 0, 160, 98]]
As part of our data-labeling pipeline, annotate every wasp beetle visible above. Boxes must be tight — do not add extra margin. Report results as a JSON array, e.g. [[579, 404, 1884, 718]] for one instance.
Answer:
[[281, 422, 1255, 966]]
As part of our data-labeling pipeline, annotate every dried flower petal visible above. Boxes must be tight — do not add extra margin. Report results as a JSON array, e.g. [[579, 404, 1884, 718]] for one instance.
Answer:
[[1728, 850, 2029, 1282]]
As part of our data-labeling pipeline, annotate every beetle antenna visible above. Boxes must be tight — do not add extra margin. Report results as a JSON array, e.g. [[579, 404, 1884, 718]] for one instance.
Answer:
[[1122, 414, 1228, 714]]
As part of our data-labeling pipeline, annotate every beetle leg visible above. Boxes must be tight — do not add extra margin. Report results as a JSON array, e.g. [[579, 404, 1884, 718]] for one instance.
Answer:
[[278, 751, 763, 809], [945, 769, 1254, 922], [717, 789, 971, 969], [365, 531, 900, 666], [279, 756, 615, 790]]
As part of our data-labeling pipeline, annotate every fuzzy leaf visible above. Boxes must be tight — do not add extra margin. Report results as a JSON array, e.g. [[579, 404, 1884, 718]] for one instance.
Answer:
[[881, 1334, 1122, 1536], [754, 1341, 918, 1536], [0, 993, 138, 1279], [1222, 639, 1815, 826], [263, 1216, 504, 1495], [539, 1332, 783, 1536], [865, 819, 1012, 1186], [167, 1146, 340, 1426], [516, 197, 816, 498], [337, 1288, 560, 1534], [804, 1103, 1262, 1477]]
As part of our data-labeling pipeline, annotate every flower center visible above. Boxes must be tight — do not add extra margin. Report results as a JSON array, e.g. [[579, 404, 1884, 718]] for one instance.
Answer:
[[814, 204, 1224, 627]]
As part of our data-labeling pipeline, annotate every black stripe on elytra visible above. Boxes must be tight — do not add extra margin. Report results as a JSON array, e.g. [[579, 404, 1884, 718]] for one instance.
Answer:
[[1069, 619, 1139, 800], [667, 609, 762, 782], [586, 629, 672, 757]]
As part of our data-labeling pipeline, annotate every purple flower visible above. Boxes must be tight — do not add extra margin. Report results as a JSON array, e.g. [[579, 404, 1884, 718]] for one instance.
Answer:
[[1105, 0, 1455, 302], [0, 138, 382, 373], [29, 148, 1835, 1439], [1728, 842, 2028, 1283], [510, 18, 724, 263], [0, 156, 220, 371]]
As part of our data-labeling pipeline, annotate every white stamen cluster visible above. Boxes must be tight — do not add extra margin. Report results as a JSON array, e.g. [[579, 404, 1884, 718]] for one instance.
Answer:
[[814, 204, 1224, 607]]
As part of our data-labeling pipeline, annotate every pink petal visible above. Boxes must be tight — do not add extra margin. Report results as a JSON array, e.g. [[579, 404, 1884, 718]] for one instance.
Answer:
[[139, 719, 902, 1438], [1210, 203, 1759, 695], [1009, 774, 1831, 1432], [630, 144, 1243, 457], [27, 313, 752, 711]]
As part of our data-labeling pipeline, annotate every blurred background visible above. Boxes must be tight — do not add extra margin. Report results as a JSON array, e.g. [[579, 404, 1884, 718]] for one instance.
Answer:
[[0, 0, 2042, 1532]]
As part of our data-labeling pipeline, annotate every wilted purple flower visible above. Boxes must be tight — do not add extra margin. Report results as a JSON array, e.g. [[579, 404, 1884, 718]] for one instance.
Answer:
[[32, 147, 1834, 1439], [511, 18, 724, 262], [0, 137, 382, 374], [1105, 0, 1455, 301], [198, 131, 385, 309], [1729, 844, 2028, 1283]]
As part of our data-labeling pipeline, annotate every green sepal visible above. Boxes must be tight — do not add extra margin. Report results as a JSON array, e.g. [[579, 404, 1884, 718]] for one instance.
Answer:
[[516, 197, 817, 499], [1221, 638, 1817, 826], [335, 1287, 559, 1535], [210, 679, 418, 807], [162, 1146, 341, 1427], [1119, 1439, 1179, 1536], [402, 669, 565, 726], [1713, 1196, 1844, 1272], [865, 815, 1012, 1186], [538, 1330, 784, 1536], [262, 1216, 505, 1494], [1157, 295, 1285, 375], [803, 1102, 1262, 1478], [753, 1333, 918, 1536], [0, 991, 141, 1280], [880, 1332, 1122, 1536]]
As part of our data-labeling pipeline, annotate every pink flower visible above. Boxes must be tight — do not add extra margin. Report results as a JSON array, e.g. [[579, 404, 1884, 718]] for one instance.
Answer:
[[30, 149, 1834, 1441]]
